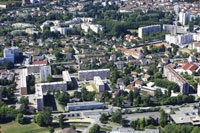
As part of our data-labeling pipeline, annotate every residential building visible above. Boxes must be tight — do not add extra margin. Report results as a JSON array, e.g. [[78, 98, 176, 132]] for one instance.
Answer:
[[180, 63, 198, 75], [164, 64, 189, 94], [189, 42, 200, 52], [179, 11, 190, 25], [138, 25, 161, 38], [65, 102, 104, 111], [50, 26, 72, 35], [36, 71, 71, 111], [165, 34, 193, 45], [40, 65, 51, 82], [94, 76, 105, 92], [124, 49, 144, 59], [3, 47, 19, 63], [19, 69, 28, 95], [78, 69, 110, 81]]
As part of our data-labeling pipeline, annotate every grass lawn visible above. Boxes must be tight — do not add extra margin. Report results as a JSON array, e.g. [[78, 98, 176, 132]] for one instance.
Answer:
[[108, 121, 121, 126], [0, 121, 49, 133], [128, 29, 138, 33]]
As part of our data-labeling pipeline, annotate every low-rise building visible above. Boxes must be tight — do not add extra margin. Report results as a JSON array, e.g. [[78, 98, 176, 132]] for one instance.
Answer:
[[65, 101, 104, 111]]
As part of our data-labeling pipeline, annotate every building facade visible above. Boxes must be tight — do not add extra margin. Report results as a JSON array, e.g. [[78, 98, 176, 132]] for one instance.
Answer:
[[78, 69, 110, 81], [40, 65, 51, 82], [138, 25, 161, 38], [164, 65, 190, 94], [66, 102, 104, 111], [3, 47, 19, 63]]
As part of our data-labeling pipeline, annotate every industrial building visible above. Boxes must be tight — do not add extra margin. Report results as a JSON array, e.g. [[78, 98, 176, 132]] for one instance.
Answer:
[[65, 102, 104, 111], [78, 69, 110, 81], [138, 25, 161, 38], [164, 64, 190, 94]]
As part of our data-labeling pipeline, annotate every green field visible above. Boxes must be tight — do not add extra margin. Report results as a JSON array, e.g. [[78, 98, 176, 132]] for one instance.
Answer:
[[0, 121, 49, 133], [128, 29, 138, 33]]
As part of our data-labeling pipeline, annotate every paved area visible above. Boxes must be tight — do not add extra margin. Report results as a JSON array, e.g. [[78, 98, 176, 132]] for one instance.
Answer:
[[123, 112, 161, 121]]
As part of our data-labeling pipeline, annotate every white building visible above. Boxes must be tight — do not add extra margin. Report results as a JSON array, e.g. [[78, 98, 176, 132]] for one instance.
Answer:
[[189, 42, 200, 53], [3, 47, 19, 63], [138, 25, 161, 38], [94, 76, 105, 92], [197, 84, 200, 97], [78, 69, 110, 81], [50, 26, 72, 35], [36, 71, 71, 111], [40, 66, 51, 82], [179, 11, 190, 26], [165, 34, 193, 46], [81, 23, 103, 33]]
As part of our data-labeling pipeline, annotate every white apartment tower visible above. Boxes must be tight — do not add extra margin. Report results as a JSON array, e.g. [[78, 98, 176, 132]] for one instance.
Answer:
[[179, 11, 190, 26], [138, 25, 161, 38]]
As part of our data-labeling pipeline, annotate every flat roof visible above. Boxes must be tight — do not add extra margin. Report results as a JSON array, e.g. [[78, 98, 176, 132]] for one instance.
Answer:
[[78, 69, 110, 73], [170, 107, 200, 125], [67, 102, 104, 107]]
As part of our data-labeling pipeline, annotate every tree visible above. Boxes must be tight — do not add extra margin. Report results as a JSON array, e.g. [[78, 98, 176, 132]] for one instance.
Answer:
[[47, 75, 54, 82], [100, 113, 108, 123], [19, 96, 29, 114], [59, 114, 65, 129], [35, 107, 52, 127], [129, 90, 134, 104], [89, 124, 100, 133], [74, 91, 81, 98], [16, 113, 24, 124], [57, 92, 70, 106], [48, 126, 54, 133], [154, 89, 163, 99], [2, 61, 14, 69], [111, 111, 122, 123], [159, 109, 168, 127]]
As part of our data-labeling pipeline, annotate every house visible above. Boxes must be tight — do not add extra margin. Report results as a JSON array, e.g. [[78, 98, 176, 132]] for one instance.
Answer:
[[115, 61, 124, 69], [66, 53, 72, 60], [110, 55, 117, 62], [161, 58, 169, 65], [180, 63, 199, 75], [131, 71, 138, 78], [124, 49, 144, 59], [117, 78, 125, 90], [134, 80, 144, 88], [142, 74, 151, 81]]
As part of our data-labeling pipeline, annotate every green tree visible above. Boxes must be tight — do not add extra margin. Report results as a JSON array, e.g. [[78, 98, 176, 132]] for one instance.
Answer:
[[19, 96, 29, 114], [2, 61, 14, 69], [59, 114, 65, 129], [111, 111, 122, 123], [57, 92, 70, 106], [89, 124, 100, 133], [35, 107, 52, 127], [16, 113, 24, 124], [48, 126, 54, 133], [100, 113, 108, 124]]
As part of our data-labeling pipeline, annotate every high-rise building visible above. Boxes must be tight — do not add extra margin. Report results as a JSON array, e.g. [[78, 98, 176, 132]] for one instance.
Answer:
[[138, 25, 161, 38], [3, 47, 19, 63], [179, 11, 190, 25], [40, 66, 51, 82]]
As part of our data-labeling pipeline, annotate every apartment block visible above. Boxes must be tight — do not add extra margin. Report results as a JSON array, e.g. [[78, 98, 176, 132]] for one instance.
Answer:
[[3, 47, 19, 63], [165, 34, 193, 45], [138, 25, 161, 38], [40, 65, 51, 82], [78, 69, 110, 81], [94, 76, 105, 92], [164, 65, 189, 94]]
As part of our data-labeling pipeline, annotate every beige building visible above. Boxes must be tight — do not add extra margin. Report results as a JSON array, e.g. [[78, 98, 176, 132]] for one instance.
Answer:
[[164, 64, 189, 94]]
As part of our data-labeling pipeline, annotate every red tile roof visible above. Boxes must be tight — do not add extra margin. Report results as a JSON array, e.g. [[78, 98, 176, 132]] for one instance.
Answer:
[[32, 60, 48, 65], [181, 63, 198, 71]]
